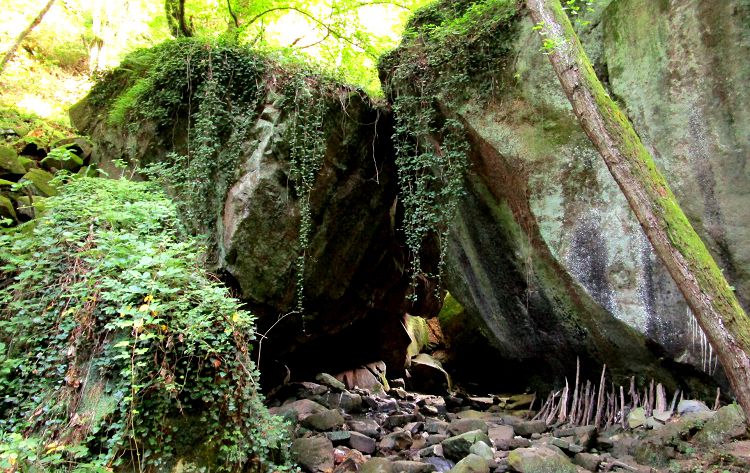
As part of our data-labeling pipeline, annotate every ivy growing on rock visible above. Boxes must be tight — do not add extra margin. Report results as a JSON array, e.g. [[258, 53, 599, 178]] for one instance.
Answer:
[[380, 0, 519, 296], [84, 38, 350, 315], [279, 75, 330, 315], [0, 177, 290, 472], [88, 39, 269, 239]]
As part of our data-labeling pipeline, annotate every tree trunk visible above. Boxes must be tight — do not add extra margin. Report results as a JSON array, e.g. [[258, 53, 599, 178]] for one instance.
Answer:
[[526, 0, 750, 421], [165, 0, 193, 38], [0, 0, 56, 76]]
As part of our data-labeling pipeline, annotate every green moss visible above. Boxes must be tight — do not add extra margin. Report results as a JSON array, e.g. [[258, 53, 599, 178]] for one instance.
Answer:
[[108, 77, 153, 126], [438, 292, 465, 323], [406, 315, 433, 357], [543, 0, 749, 346], [22, 169, 57, 197], [0, 146, 26, 174]]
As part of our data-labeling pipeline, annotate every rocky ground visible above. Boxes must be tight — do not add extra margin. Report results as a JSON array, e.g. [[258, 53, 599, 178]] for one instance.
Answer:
[[268, 372, 750, 473]]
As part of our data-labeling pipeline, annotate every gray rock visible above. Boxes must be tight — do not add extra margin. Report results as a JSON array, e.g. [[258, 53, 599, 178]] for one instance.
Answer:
[[375, 398, 400, 413], [495, 437, 531, 451], [360, 458, 394, 473], [391, 388, 411, 399], [499, 416, 523, 427], [449, 454, 489, 473], [653, 409, 672, 423], [645, 417, 665, 430], [316, 373, 347, 391], [572, 426, 596, 449], [442, 430, 492, 462], [391, 378, 406, 389], [419, 444, 444, 458], [448, 419, 489, 436], [392, 460, 436, 473], [348, 419, 381, 437], [325, 391, 363, 413], [327, 430, 352, 444], [550, 438, 569, 450], [404, 422, 425, 434], [349, 431, 377, 454], [469, 441, 495, 462], [380, 430, 413, 451], [573, 452, 601, 472], [488, 425, 514, 447], [426, 434, 450, 446], [628, 407, 646, 428], [291, 436, 334, 473], [507, 446, 577, 473], [424, 397, 448, 414], [425, 457, 454, 473], [552, 427, 576, 438], [513, 420, 547, 437], [270, 399, 327, 422], [381, 0, 732, 392], [302, 409, 345, 431], [567, 444, 584, 454], [426, 420, 450, 435], [694, 404, 747, 446], [677, 400, 710, 415], [385, 414, 418, 429], [298, 382, 329, 397]]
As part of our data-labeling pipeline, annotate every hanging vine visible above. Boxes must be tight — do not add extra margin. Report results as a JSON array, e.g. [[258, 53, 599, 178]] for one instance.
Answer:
[[381, 0, 518, 298], [280, 75, 330, 316]]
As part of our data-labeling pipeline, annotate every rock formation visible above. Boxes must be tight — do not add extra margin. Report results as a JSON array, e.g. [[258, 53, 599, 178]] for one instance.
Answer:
[[70, 0, 750, 395]]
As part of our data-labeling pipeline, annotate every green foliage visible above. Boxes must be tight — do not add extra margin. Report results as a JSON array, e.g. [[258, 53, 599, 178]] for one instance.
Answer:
[[90, 38, 345, 312], [278, 75, 330, 314], [0, 177, 290, 472], [168, 0, 431, 95], [92, 39, 269, 238], [380, 0, 519, 296]]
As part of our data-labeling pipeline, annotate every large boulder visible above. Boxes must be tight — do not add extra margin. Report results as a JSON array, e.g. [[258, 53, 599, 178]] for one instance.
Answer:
[[71, 41, 412, 382], [381, 0, 746, 391]]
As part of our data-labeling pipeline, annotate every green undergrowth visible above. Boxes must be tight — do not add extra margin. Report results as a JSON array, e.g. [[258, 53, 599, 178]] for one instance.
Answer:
[[379, 0, 519, 296], [0, 177, 290, 472]]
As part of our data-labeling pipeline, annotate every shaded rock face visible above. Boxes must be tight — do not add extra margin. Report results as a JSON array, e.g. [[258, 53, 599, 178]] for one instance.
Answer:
[[71, 73, 411, 382], [382, 0, 750, 388], [215, 92, 412, 379], [521, 0, 750, 374]]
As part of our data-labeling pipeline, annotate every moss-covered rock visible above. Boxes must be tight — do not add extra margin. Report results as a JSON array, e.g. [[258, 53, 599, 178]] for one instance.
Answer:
[[693, 404, 747, 447], [381, 0, 748, 391], [507, 446, 577, 473], [71, 39, 412, 382], [0, 146, 26, 174]]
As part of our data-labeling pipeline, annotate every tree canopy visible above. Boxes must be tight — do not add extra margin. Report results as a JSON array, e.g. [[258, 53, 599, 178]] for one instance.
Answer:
[[0, 0, 429, 123]]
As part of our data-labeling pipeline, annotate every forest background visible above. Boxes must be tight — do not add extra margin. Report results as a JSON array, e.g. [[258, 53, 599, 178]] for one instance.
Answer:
[[0, 0, 429, 128]]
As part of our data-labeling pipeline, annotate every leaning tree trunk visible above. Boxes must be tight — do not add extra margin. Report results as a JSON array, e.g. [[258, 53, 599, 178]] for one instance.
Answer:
[[0, 0, 56, 76], [526, 0, 750, 421]]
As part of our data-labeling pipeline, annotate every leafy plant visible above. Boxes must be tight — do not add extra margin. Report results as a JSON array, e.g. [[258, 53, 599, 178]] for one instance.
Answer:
[[0, 177, 290, 472], [380, 0, 518, 298], [90, 38, 350, 314]]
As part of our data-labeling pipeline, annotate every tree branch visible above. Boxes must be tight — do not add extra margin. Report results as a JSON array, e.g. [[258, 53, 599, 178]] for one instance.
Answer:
[[0, 0, 56, 76], [244, 6, 377, 58]]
